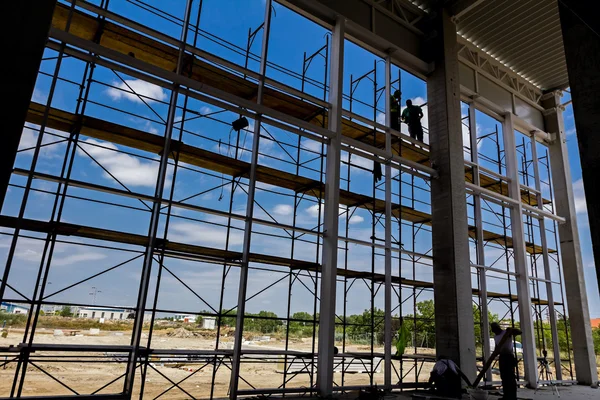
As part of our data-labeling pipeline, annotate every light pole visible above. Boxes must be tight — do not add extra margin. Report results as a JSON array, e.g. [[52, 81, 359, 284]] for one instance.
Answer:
[[89, 287, 101, 306]]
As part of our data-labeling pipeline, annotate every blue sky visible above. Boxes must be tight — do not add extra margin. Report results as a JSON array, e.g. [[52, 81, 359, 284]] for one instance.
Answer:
[[1, 0, 598, 324]]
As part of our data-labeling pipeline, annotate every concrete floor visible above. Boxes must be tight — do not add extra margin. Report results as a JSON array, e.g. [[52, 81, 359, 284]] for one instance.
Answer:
[[512, 384, 598, 399], [401, 384, 599, 399], [290, 385, 599, 400]]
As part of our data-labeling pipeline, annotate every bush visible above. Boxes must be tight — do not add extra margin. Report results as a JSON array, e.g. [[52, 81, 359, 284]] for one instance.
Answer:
[[593, 327, 600, 355], [0, 311, 27, 327]]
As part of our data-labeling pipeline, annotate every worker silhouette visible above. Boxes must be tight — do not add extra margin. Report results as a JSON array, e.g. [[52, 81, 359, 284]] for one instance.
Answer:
[[401, 99, 424, 142], [491, 322, 522, 400], [428, 355, 469, 398], [390, 90, 401, 131]]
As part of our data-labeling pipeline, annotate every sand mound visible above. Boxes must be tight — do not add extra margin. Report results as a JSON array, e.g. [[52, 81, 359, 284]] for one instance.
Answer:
[[166, 327, 200, 338]]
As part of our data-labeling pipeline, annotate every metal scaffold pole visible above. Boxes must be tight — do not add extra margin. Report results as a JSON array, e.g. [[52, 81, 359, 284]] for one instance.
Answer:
[[124, 0, 195, 396], [229, 1, 273, 398]]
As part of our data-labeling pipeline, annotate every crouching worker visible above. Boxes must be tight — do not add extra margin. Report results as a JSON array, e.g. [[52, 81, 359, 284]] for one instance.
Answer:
[[428, 356, 469, 398]]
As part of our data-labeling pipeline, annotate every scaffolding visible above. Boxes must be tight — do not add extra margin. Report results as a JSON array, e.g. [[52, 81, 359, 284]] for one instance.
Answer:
[[0, 0, 581, 399]]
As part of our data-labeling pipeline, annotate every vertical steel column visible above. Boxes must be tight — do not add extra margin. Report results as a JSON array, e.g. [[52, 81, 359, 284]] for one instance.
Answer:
[[317, 15, 344, 397], [468, 102, 491, 382], [542, 92, 598, 386], [383, 54, 393, 389], [229, 1, 273, 398], [123, 1, 194, 396], [501, 112, 538, 388], [529, 135, 562, 380]]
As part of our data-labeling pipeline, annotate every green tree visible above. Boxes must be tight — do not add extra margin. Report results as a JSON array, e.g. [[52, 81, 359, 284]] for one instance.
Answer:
[[289, 311, 314, 336], [255, 310, 282, 333], [593, 327, 600, 354], [346, 308, 385, 341], [473, 304, 500, 348], [219, 309, 237, 328], [59, 306, 73, 317], [405, 300, 436, 348]]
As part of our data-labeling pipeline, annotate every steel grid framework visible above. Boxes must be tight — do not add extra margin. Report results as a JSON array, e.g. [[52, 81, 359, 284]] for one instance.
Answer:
[[0, 0, 590, 399]]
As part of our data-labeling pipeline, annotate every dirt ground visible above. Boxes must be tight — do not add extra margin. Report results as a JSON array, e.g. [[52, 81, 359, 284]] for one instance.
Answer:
[[0, 328, 594, 399], [0, 328, 437, 398]]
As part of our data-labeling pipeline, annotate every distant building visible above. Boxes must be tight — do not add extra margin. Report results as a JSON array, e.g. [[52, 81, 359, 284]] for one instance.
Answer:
[[174, 314, 197, 323], [591, 318, 600, 329], [77, 308, 132, 320], [42, 305, 80, 315], [1, 302, 29, 314], [202, 317, 216, 330]]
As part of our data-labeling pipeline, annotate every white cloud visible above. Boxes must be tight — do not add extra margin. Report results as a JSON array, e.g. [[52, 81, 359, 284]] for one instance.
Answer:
[[52, 252, 107, 267], [9, 237, 106, 267], [19, 128, 39, 150], [19, 126, 68, 158], [573, 179, 587, 215], [301, 138, 323, 154], [141, 121, 159, 135], [341, 151, 373, 172], [200, 106, 213, 115], [566, 128, 576, 136], [169, 222, 244, 247], [305, 203, 348, 219], [273, 204, 293, 216], [32, 89, 48, 104], [306, 203, 322, 218], [349, 215, 364, 224], [376, 112, 386, 125], [106, 79, 167, 104], [79, 138, 169, 187]]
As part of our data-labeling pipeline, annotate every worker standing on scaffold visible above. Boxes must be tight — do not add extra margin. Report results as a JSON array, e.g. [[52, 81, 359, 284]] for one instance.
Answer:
[[390, 89, 401, 132], [401, 99, 424, 142]]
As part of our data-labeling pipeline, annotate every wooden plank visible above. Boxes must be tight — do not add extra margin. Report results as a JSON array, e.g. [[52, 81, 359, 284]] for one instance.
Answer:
[[25, 103, 554, 253], [0, 215, 315, 270], [465, 167, 550, 207], [25, 103, 428, 224], [0, 215, 560, 305], [50, 4, 552, 206]]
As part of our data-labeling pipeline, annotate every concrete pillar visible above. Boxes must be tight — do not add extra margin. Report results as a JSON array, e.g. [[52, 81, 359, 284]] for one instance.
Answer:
[[502, 113, 538, 388], [558, 0, 600, 300], [426, 8, 477, 383], [543, 92, 598, 386], [1, 1, 57, 209]]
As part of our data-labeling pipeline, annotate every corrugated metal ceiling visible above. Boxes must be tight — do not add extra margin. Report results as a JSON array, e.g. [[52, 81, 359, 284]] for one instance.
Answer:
[[411, 0, 568, 91]]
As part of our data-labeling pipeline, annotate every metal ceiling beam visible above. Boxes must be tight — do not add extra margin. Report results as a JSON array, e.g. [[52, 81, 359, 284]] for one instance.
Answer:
[[279, 0, 431, 77], [449, 0, 486, 21]]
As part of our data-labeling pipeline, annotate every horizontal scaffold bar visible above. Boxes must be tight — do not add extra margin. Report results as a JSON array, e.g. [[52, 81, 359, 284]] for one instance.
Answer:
[[25, 103, 553, 255], [48, 2, 550, 207]]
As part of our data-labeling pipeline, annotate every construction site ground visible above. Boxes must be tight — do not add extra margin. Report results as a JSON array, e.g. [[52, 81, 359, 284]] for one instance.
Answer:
[[1, 329, 597, 398]]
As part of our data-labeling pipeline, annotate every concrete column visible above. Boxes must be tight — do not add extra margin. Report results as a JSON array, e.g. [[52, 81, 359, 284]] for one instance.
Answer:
[[558, 0, 600, 300], [502, 113, 538, 388], [468, 102, 492, 383], [316, 16, 344, 397], [426, 8, 476, 383], [1, 1, 57, 209], [543, 92, 598, 386]]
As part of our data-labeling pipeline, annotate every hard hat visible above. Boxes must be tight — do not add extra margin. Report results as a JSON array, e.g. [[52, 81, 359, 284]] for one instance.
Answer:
[[393, 90, 401, 98]]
